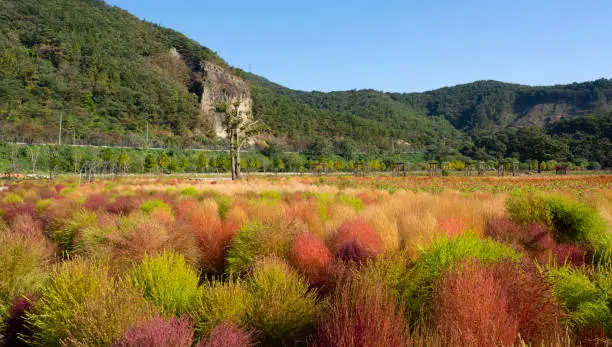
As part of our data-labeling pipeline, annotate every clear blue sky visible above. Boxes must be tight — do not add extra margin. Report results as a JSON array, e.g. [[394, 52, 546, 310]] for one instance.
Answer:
[[106, 0, 612, 93]]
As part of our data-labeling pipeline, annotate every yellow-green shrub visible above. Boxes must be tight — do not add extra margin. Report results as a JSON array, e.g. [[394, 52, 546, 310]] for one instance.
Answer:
[[130, 251, 200, 316], [0, 227, 47, 328], [24, 259, 155, 346], [190, 279, 249, 339], [245, 257, 317, 345]]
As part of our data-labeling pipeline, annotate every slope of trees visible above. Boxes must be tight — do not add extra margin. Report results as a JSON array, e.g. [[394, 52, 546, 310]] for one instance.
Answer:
[[0, 0, 223, 147]]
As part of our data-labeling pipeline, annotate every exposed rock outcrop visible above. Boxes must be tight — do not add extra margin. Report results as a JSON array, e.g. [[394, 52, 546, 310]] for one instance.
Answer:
[[199, 61, 252, 138]]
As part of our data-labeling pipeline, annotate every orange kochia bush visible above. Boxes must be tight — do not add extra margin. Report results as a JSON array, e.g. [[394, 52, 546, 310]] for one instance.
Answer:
[[289, 232, 332, 285], [328, 218, 383, 264]]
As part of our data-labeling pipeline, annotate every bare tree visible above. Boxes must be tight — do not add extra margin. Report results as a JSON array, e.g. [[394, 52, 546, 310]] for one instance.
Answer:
[[72, 149, 83, 173], [221, 101, 264, 180], [47, 145, 60, 180], [7, 144, 20, 178], [27, 146, 41, 172]]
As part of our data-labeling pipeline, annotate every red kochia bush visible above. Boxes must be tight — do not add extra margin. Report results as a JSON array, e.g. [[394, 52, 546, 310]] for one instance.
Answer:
[[4, 296, 37, 347], [202, 322, 253, 347], [576, 325, 609, 347], [490, 261, 564, 343], [10, 213, 45, 240], [54, 184, 66, 193], [328, 219, 383, 264], [289, 232, 332, 285], [83, 193, 111, 211], [434, 260, 519, 347], [112, 315, 195, 347], [106, 195, 140, 215], [185, 205, 239, 273], [486, 217, 587, 266], [312, 282, 410, 347], [2, 202, 38, 222]]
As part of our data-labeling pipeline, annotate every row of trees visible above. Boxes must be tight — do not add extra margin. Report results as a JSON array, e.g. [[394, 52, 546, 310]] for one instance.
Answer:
[[0, 143, 603, 177]]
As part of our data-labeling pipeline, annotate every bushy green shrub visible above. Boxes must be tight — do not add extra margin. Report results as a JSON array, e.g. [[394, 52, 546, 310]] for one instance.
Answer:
[[49, 210, 98, 253], [336, 193, 365, 212], [546, 196, 610, 257], [0, 229, 47, 328], [190, 279, 249, 339], [140, 199, 171, 214], [506, 192, 611, 259], [355, 250, 413, 300], [259, 190, 282, 202], [545, 264, 611, 335], [35, 199, 53, 215], [214, 195, 233, 219], [180, 187, 198, 196], [245, 257, 317, 345], [226, 220, 296, 274], [506, 191, 551, 225], [25, 259, 155, 346], [131, 251, 200, 316], [399, 233, 521, 320], [3, 193, 24, 204]]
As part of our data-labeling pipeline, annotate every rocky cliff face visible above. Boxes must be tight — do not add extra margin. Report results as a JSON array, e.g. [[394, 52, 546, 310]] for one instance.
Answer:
[[199, 61, 252, 138]]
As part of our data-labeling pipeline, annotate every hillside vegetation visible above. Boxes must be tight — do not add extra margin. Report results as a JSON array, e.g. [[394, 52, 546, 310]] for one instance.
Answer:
[[0, 0, 611, 167]]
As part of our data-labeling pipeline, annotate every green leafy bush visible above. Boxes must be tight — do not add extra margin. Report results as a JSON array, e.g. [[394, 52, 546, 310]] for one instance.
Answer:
[[506, 191, 551, 225], [398, 233, 520, 320], [131, 251, 200, 316], [336, 193, 365, 212], [0, 228, 47, 329], [507, 193, 611, 259], [226, 220, 296, 274], [545, 264, 611, 335], [259, 190, 282, 202], [355, 250, 413, 300], [140, 199, 171, 214], [49, 210, 98, 253], [35, 199, 53, 215], [190, 279, 249, 339], [24, 259, 155, 346], [180, 187, 198, 196], [245, 257, 317, 345], [214, 195, 233, 219], [3, 193, 24, 204], [546, 196, 610, 257]]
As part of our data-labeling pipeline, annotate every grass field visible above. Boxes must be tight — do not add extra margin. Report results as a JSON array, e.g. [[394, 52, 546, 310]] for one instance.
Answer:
[[0, 175, 610, 346]]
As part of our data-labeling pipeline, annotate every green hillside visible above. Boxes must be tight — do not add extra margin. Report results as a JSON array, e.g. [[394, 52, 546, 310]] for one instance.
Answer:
[[0, 0, 610, 166], [0, 0, 223, 147], [390, 79, 612, 131]]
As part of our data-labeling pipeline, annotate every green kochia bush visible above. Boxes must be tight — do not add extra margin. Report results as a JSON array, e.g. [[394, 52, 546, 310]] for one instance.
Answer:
[[0, 226, 47, 330], [190, 279, 249, 339], [131, 251, 200, 316], [49, 210, 98, 253], [180, 187, 198, 196], [140, 199, 171, 214], [383, 233, 521, 320], [336, 193, 365, 212], [245, 257, 317, 345], [506, 192, 611, 259], [545, 264, 611, 335], [226, 221, 296, 274], [3, 193, 24, 204], [24, 259, 155, 346]]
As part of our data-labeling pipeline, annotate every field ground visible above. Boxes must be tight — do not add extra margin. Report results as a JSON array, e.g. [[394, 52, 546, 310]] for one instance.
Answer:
[[0, 174, 610, 346]]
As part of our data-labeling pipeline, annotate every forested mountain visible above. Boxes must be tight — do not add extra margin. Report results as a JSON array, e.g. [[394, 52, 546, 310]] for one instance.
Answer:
[[0, 0, 224, 147], [390, 79, 612, 131], [0, 0, 610, 166]]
